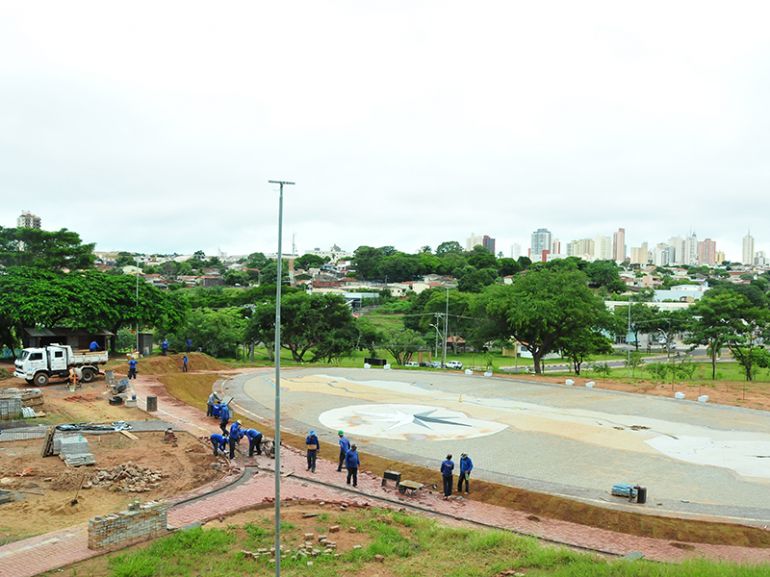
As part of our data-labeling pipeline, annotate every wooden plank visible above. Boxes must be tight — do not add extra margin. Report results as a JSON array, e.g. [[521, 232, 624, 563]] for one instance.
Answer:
[[120, 430, 139, 441]]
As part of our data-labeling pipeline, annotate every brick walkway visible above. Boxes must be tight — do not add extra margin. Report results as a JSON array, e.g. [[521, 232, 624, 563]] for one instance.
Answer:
[[0, 371, 767, 577]]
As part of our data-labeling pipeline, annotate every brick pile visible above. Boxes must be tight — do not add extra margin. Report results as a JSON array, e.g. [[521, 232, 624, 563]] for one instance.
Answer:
[[86, 463, 165, 493], [88, 501, 168, 550], [0, 388, 44, 409]]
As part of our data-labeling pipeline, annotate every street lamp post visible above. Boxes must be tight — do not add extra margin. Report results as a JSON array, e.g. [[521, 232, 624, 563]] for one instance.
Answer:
[[268, 179, 294, 577], [442, 287, 449, 367]]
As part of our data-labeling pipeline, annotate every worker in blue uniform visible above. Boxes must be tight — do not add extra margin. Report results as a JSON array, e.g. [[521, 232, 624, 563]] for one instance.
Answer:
[[228, 420, 243, 459], [219, 402, 231, 435], [440, 454, 454, 499], [305, 430, 319, 472], [336, 430, 350, 472], [210, 431, 228, 456], [244, 428, 263, 456], [458, 453, 473, 494], [345, 444, 360, 487]]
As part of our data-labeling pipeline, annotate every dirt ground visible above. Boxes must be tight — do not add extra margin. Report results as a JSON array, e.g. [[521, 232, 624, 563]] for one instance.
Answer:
[[0, 430, 223, 543], [511, 374, 770, 411]]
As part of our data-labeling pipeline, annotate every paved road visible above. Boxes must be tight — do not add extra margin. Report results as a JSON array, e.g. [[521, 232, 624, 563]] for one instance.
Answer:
[[225, 367, 770, 524]]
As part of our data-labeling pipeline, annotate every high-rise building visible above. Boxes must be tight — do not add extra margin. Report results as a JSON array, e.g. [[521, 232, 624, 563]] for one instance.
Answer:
[[551, 238, 561, 255], [683, 233, 698, 266], [594, 236, 612, 260], [482, 235, 496, 255], [715, 250, 726, 264], [630, 242, 649, 265], [653, 243, 673, 266], [566, 238, 595, 260], [530, 228, 552, 262], [510, 243, 522, 259], [742, 231, 755, 265], [466, 233, 484, 251], [697, 239, 717, 266], [612, 228, 626, 262], [17, 211, 41, 229], [668, 236, 685, 265]]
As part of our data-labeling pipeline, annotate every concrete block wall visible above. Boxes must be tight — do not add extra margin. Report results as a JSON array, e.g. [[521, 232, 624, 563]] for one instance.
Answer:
[[88, 501, 168, 550]]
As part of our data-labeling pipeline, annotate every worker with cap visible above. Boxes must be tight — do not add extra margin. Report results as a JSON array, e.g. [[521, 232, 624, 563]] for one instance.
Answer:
[[127, 357, 137, 380], [210, 431, 228, 456], [305, 429, 319, 472], [219, 401, 231, 435], [244, 427, 263, 456], [345, 444, 360, 487], [458, 452, 474, 494], [336, 430, 351, 472], [206, 392, 219, 417], [228, 420, 243, 459]]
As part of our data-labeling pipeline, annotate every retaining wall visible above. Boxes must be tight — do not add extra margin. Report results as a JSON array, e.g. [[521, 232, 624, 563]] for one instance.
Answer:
[[88, 501, 168, 550]]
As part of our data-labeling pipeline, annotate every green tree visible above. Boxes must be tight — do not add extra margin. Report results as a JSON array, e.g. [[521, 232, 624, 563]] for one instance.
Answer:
[[436, 241, 463, 256], [0, 226, 95, 270], [294, 253, 327, 270], [560, 328, 613, 375], [457, 266, 497, 293], [465, 246, 497, 269], [497, 258, 521, 277], [479, 268, 607, 374], [381, 328, 426, 365], [686, 291, 742, 379], [245, 292, 357, 362], [352, 246, 385, 280], [585, 260, 625, 293], [172, 307, 245, 357]]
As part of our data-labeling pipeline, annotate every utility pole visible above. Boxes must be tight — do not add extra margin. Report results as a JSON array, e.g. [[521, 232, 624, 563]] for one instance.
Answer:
[[442, 287, 449, 367], [135, 272, 140, 354], [268, 179, 294, 577]]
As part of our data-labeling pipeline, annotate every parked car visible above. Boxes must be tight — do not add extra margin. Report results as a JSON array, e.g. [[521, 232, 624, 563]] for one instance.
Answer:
[[430, 361, 442, 368], [445, 360, 463, 370], [404, 361, 419, 367]]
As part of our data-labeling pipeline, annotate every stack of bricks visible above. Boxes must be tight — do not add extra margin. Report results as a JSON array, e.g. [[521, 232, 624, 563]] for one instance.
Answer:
[[88, 501, 168, 550]]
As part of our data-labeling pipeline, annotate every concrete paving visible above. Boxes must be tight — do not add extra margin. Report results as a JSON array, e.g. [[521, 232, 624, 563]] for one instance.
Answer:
[[226, 367, 770, 524]]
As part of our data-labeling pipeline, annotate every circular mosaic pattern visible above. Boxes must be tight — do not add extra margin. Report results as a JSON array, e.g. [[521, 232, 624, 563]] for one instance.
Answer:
[[318, 403, 507, 441]]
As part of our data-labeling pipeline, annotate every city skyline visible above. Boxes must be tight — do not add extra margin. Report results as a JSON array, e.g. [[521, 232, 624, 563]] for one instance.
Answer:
[[3, 3, 770, 260]]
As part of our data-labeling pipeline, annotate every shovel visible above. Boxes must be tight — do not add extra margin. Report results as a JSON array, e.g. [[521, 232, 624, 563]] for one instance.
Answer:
[[71, 475, 86, 506]]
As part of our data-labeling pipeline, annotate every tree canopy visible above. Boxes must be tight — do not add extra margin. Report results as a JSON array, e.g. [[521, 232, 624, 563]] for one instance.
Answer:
[[0, 226, 95, 270]]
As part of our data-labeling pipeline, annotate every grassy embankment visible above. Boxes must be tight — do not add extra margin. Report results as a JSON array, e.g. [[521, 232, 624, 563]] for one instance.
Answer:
[[50, 507, 770, 577], [149, 353, 770, 549]]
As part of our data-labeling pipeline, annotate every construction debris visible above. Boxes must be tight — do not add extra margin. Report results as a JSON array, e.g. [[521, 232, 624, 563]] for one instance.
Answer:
[[87, 463, 165, 493], [0, 388, 44, 408]]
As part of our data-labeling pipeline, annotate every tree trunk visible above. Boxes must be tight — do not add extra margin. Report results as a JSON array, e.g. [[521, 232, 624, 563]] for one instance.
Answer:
[[710, 344, 717, 380], [532, 351, 542, 374]]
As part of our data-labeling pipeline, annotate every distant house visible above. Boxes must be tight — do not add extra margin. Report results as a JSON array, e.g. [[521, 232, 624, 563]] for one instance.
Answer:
[[200, 275, 225, 287]]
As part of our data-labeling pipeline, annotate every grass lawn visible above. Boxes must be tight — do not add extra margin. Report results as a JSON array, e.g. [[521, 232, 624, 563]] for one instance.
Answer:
[[48, 507, 769, 577]]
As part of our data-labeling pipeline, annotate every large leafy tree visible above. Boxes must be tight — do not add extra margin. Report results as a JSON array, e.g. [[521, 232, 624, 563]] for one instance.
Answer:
[[352, 246, 385, 280], [381, 328, 426, 365], [685, 291, 743, 379], [0, 268, 185, 353], [246, 292, 357, 362], [171, 307, 245, 357], [479, 268, 607, 373], [0, 227, 95, 270]]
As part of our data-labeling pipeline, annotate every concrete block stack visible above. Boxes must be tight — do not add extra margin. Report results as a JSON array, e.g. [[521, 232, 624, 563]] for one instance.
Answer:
[[0, 388, 44, 415], [0, 398, 22, 420], [88, 501, 168, 550], [58, 434, 96, 466]]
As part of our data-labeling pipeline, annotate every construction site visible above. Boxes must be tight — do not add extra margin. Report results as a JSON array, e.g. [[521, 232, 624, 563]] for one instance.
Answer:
[[1, 353, 770, 577]]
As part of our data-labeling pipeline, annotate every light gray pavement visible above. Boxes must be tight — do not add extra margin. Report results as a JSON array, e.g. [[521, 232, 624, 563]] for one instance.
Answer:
[[225, 367, 770, 524]]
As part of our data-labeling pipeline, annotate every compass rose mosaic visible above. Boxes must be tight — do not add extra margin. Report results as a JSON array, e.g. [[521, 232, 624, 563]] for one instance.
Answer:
[[318, 403, 507, 441]]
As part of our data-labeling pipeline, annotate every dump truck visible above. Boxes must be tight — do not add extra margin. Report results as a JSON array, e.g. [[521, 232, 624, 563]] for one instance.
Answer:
[[14, 344, 108, 386]]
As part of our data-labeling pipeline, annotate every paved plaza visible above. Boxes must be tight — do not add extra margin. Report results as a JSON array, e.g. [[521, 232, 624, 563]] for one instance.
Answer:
[[227, 368, 770, 523]]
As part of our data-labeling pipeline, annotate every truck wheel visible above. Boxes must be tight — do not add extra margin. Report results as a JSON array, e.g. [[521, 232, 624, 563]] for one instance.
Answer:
[[80, 368, 95, 383], [33, 372, 50, 386]]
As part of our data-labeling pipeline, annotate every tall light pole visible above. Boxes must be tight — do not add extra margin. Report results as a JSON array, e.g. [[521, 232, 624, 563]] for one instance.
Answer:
[[135, 272, 140, 354], [268, 179, 294, 577], [442, 287, 449, 367]]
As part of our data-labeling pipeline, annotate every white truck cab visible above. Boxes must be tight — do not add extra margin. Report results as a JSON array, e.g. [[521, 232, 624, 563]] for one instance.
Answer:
[[14, 344, 108, 386]]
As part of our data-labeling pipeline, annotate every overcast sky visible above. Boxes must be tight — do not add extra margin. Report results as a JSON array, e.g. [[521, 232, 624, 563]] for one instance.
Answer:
[[2, 1, 769, 260]]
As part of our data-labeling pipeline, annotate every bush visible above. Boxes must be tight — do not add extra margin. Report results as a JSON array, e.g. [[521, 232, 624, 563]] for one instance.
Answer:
[[591, 362, 611, 376]]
